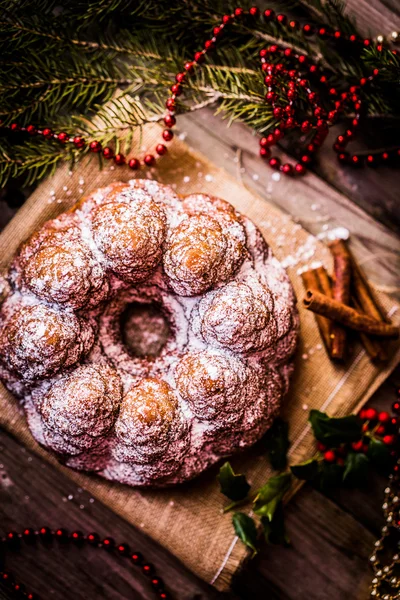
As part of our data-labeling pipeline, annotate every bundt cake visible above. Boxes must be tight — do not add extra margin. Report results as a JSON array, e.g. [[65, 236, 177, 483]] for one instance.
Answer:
[[0, 179, 299, 486]]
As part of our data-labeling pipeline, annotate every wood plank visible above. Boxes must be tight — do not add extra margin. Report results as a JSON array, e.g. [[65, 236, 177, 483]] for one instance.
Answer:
[[0, 429, 224, 600]]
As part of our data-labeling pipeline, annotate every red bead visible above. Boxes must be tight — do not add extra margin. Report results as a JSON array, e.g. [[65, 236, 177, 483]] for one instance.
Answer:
[[204, 40, 214, 50], [307, 143, 317, 153], [264, 8, 275, 21], [131, 552, 143, 564], [314, 107, 323, 117], [319, 75, 327, 84], [377, 44, 383, 52], [142, 563, 154, 575], [102, 537, 115, 549], [335, 100, 342, 109], [289, 20, 299, 30], [303, 24, 314, 36], [351, 440, 363, 452], [299, 79, 307, 87], [194, 51, 205, 63], [329, 87, 337, 96], [366, 155, 375, 166], [376, 425, 386, 435], [301, 121, 312, 133], [162, 129, 173, 142], [71, 530, 83, 543], [328, 110, 337, 122], [234, 7, 244, 17], [288, 69, 297, 79], [273, 107, 282, 118], [354, 102, 361, 111], [42, 128, 53, 138], [308, 91, 317, 102], [349, 34, 357, 42], [373, 68, 379, 77], [166, 98, 175, 110], [282, 163, 293, 175], [318, 27, 328, 38], [378, 411, 391, 423], [10, 122, 19, 131], [363, 39, 371, 47], [156, 144, 167, 155], [26, 124, 37, 135], [222, 14, 232, 25], [359, 77, 367, 86], [269, 157, 281, 169], [184, 61, 194, 73], [249, 6, 259, 17], [392, 401, 400, 414], [128, 158, 140, 170], [213, 26, 223, 37], [89, 140, 102, 152], [316, 119, 327, 131], [117, 543, 130, 555], [260, 147, 271, 159], [309, 65, 318, 74], [274, 128, 283, 140], [382, 151, 390, 161], [334, 31, 341, 39], [102, 147, 114, 159], [269, 45, 279, 54], [351, 155, 361, 165], [264, 74, 275, 86], [266, 133, 275, 145], [23, 528, 35, 540], [58, 131, 68, 143], [383, 434, 396, 445], [265, 91, 276, 103], [259, 48, 268, 58], [55, 528, 67, 540], [175, 72, 186, 83], [349, 85, 358, 94], [275, 63, 284, 72], [261, 63, 273, 72], [144, 154, 155, 166], [39, 527, 51, 539], [171, 84, 182, 96], [336, 135, 346, 145], [284, 48, 292, 57], [284, 105, 294, 116], [164, 114, 176, 128], [276, 14, 287, 25], [288, 81, 296, 90], [87, 532, 100, 545], [365, 407, 377, 420], [287, 89, 296, 100], [300, 154, 312, 165], [324, 450, 336, 463], [298, 55, 307, 64], [317, 441, 327, 452], [285, 117, 295, 129], [114, 153, 125, 165], [260, 137, 268, 148], [73, 136, 85, 148]]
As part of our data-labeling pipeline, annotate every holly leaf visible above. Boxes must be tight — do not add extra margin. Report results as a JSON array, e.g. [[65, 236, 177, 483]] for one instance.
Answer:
[[317, 463, 344, 492], [309, 410, 362, 446], [232, 512, 258, 556], [367, 438, 392, 470], [263, 418, 290, 471], [261, 502, 290, 546], [343, 452, 369, 485], [253, 473, 292, 521], [217, 462, 251, 501], [291, 457, 319, 481]]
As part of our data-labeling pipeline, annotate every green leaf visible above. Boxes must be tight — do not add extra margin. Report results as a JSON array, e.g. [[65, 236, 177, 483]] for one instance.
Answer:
[[253, 473, 292, 521], [232, 513, 258, 556], [343, 452, 369, 485], [261, 503, 290, 546], [309, 410, 362, 446], [263, 418, 290, 471], [217, 462, 251, 501], [291, 458, 319, 481], [367, 438, 392, 470], [317, 463, 344, 492]]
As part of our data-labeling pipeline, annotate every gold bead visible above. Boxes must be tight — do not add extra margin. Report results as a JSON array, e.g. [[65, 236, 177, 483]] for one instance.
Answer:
[[370, 555, 377, 563], [370, 590, 377, 597], [383, 565, 390, 573]]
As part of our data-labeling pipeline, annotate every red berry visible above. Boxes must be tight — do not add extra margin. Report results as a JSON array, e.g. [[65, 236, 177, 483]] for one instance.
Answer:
[[26, 124, 37, 135], [259, 48, 268, 58], [349, 34, 357, 42], [349, 85, 358, 94], [365, 408, 378, 420], [285, 117, 295, 129], [166, 98, 175, 110], [314, 106, 323, 118], [275, 63, 284, 72], [319, 75, 327, 84], [89, 140, 102, 152], [144, 154, 155, 166], [301, 121, 312, 133], [274, 128, 283, 141], [359, 77, 367, 86], [378, 411, 390, 423], [204, 40, 214, 50], [392, 401, 400, 414], [308, 92, 317, 102], [260, 147, 271, 159], [299, 79, 307, 87], [260, 137, 269, 148], [175, 72, 186, 83], [249, 6, 259, 17], [300, 154, 311, 165], [276, 14, 287, 25], [171, 84, 182, 96], [273, 107, 282, 118], [282, 163, 293, 175], [164, 114, 176, 128], [324, 450, 336, 463], [73, 136, 85, 148], [114, 153, 125, 165], [376, 425, 386, 436], [103, 147, 114, 159], [284, 48, 293, 57], [307, 143, 317, 153], [184, 61, 194, 73], [287, 89, 296, 100], [264, 9, 275, 21], [234, 7, 244, 17], [318, 27, 328, 38], [265, 91, 276, 103], [288, 69, 297, 79], [269, 45, 279, 54], [162, 129, 173, 141], [309, 65, 318, 74], [213, 26, 222, 37], [222, 15, 232, 25], [383, 434, 395, 445], [58, 132, 68, 143], [351, 440, 363, 452], [269, 157, 281, 169], [289, 20, 299, 30], [128, 158, 140, 170], [298, 55, 307, 64], [328, 111, 337, 122], [266, 133, 275, 145], [264, 74, 275, 86], [303, 24, 314, 36], [359, 408, 368, 419], [156, 144, 167, 155], [10, 122, 19, 131], [42, 128, 53, 138]]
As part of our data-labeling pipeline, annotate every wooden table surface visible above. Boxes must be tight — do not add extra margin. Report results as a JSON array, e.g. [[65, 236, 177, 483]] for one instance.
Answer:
[[1, 2, 400, 599]]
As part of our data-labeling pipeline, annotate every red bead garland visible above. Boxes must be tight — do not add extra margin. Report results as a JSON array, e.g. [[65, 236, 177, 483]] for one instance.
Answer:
[[0, 527, 171, 599], [1, 8, 399, 176]]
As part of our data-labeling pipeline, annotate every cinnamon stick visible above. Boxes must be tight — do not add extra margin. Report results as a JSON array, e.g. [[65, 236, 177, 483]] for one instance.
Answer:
[[328, 239, 352, 360], [301, 269, 331, 352], [303, 290, 399, 338]]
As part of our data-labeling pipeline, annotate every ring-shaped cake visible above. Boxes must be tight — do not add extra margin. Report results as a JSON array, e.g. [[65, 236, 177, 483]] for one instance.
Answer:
[[0, 179, 299, 486]]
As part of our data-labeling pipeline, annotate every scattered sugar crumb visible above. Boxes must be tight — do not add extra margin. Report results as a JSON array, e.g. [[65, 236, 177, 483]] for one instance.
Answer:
[[205, 174, 214, 182], [78, 178, 85, 185], [78, 188, 83, 194], [272, 172, 281, 181], [67, 494, 73, 500], [316, 343, 323, 350], [302, 353, 308, 360], [62, 186, 68, 192], [89, 498, 95, 504], [178, 132, 187, 141], [183, 176, 190, 183], [311, 203, 320, 211], [252, 173, 259, 181], [302, 403, 309, 410]]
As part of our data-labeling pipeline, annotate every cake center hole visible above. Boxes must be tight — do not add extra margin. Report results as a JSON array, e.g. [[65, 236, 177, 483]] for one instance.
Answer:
[[120, 302, 170, 358]]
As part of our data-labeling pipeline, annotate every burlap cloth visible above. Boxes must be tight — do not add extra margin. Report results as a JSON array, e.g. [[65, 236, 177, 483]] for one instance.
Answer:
[[1, 125, 399, 591]]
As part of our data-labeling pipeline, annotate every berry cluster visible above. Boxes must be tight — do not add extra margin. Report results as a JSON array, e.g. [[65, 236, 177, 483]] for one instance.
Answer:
[[318, 402, 400, 467], [2, 7, 399, 176], [0, 528, 170, 599]]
